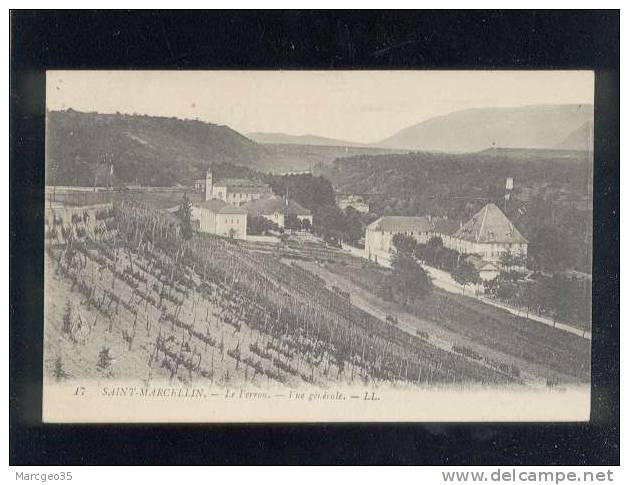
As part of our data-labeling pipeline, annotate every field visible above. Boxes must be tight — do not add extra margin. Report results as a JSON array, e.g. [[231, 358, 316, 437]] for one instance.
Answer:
[[44, 201, 518, 389], [319, 257, 590, 384]]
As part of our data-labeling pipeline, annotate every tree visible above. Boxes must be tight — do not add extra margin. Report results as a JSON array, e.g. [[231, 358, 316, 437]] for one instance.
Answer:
[[247, 215, 280, 235], [284, 214, 301, 231], [97, 347, 113, 371], [391, 233, 417, 256], [300, 218, 312, 232], [452, 260, 479, 294], [53, 356, 68, 381], [499, 249, 526, 269], [343, 207, 364, 243], [427, 236, 443, 249], [62, 301, 74, 337], [176, 193, 193, 240], [389, 253, 433, 305]]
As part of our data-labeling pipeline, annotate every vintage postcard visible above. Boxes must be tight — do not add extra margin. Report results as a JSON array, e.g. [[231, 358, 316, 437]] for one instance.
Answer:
[[42, 71, 593, 422]]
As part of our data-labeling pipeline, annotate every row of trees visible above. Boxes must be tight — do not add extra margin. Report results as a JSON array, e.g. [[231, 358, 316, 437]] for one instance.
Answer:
[[392, 233, 480, 293], [247, 215, 281, 236], [246, 214, 313, 236], [485, 272, 591, 328], [391, 232, 590, 327]]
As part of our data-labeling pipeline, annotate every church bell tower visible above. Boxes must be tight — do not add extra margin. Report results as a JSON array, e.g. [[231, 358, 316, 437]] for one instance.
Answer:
[[205, 168, 213, 201]]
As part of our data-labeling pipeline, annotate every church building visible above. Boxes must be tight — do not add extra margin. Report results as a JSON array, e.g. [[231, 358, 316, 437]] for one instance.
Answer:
[[203, 169, 272, 206]]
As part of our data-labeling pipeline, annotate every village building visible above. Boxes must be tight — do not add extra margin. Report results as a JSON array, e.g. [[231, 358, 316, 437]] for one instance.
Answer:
[[445, 203, 528, 265], [242, 195, 312, 229], [365, 216, 433, 265], [190, 199, 247, 240], [464, 255, 501, 281], [203, 169, 272, 206], [336, 194, 370, 214]]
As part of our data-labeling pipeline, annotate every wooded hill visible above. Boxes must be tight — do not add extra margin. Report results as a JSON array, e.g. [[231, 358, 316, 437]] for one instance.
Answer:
[[46, 109, 407, 184], [46, 109, 268, 187]]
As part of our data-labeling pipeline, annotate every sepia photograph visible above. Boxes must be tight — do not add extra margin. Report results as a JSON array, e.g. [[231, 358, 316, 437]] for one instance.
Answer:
[[41, 70, 593, 422]]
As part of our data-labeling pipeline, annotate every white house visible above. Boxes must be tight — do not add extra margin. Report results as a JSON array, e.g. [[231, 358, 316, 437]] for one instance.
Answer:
[[191, 199, 247, 240], [365, 216, 433, 266]]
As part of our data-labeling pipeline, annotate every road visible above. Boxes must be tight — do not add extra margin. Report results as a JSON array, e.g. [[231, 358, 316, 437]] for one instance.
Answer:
[[340, 245, 591, 340], [421, 265, 591, 340], [290, 259, 577, 386]]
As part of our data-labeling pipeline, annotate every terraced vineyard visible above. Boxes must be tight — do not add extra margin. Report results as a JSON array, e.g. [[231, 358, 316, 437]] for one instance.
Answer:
[[44, 201, 519, 388]]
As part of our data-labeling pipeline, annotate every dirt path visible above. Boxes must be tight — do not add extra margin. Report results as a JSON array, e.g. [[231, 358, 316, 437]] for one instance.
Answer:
[[422, 264, 591, 339]]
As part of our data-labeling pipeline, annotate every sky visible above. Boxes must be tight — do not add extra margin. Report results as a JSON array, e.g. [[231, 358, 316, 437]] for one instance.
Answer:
[[47, 70, 594, 144]]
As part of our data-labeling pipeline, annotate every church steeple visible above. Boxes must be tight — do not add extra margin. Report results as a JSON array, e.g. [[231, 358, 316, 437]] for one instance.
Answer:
[[205, 168, 213, 201]]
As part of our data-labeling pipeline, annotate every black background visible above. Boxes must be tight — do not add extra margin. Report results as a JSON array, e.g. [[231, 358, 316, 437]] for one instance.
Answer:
[[10, 10, 620, 465]]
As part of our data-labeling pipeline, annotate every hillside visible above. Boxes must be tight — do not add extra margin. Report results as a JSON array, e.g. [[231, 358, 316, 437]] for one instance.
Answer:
[[554, 121, 594, 151], [46, 109, 269, 186], [379, 104, 593, 152], [247, 132, 366, 148]]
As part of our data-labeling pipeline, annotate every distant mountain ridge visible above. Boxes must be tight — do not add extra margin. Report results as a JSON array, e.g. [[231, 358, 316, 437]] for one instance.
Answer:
[[554, 121, 593, 151], [47, 105, 593, 187], [247, 132, 367, 148], [378, 104, 594, 152]]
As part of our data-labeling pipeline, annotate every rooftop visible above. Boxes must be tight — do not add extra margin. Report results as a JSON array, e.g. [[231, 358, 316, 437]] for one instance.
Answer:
[[465, 254, 499, 271], [430, 218, 460, 236], [242, 196, 311, 216], [214, 178, 270, 189], [367, 216, 432, 233], [193, 198, 247, 214], [453, 203, 528, 244]]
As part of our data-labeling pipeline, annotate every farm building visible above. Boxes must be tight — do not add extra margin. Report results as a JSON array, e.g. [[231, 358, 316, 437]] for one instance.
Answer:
[[446, 203, 528, 264], [191, 199, 247, 240], [202, 169, 272, 206], [242, 195, 312, 229], [365, 216, 433, 265], [464, 255, 500, 281]]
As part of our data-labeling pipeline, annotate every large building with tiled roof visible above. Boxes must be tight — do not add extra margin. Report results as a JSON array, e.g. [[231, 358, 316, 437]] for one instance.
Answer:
[[191, 198, 247, 240], [242, 195, 312, 229], [364, 203, 527, 267], [365, 216, 433, 265], [446, 203, 527, 263]]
